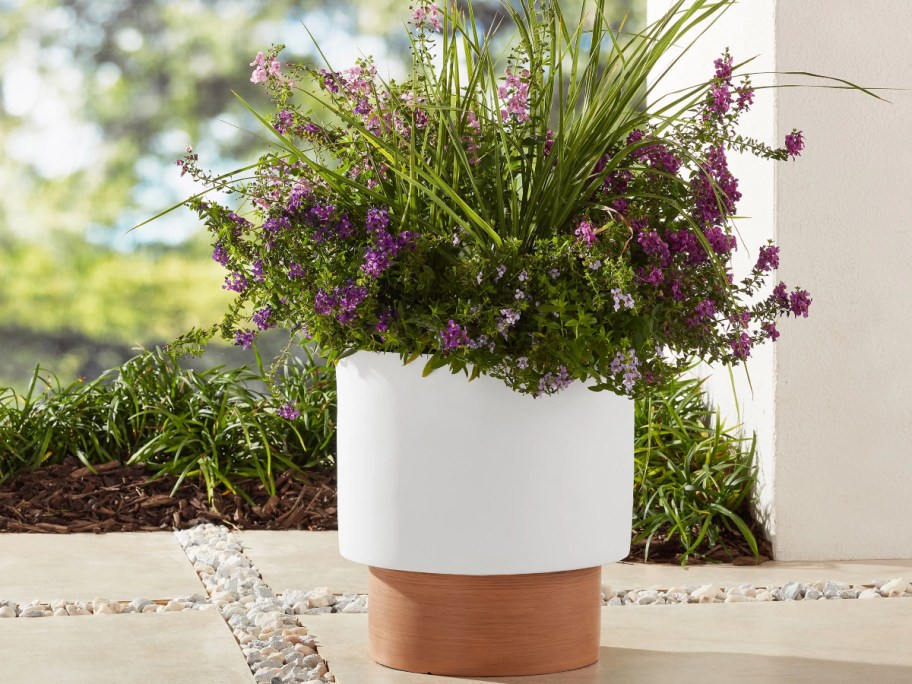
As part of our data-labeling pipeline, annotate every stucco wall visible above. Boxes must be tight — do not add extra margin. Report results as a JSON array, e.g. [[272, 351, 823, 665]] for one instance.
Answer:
[[646, 0, 912, 559]]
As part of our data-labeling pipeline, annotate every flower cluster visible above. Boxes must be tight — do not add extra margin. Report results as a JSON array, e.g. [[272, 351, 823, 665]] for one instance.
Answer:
[[175, 1, 818, 400]]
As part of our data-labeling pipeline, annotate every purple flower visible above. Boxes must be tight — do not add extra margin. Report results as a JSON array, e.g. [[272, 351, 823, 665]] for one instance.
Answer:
[[611, 288, 635, 312], [763, 322, 781, 341], [730, 311, 751, 328], [223, 273, 248, 293], [252, 307, 276, 331], [277, 402, 301, 421], [516, 356, 529, 369], [704, 225, 738, 255], [626, 129, 644, 145], [692, 145, 741, 227], [515, 289, 525, 300], [543, 129, 554, 156], [264, 216, 290, 233], [366, 206, 390, 234], [310, 203, 335, 223], [708, 85, 731, 117], [535, 365, 574, 397], [549, 268, 560, 280], [360, 214, 413, 278], [575, 220, 597, 247], [234, 329, 256, 350], [696, 299, 716, 319], [275, 110, 294, 134], [314, 290, 337, 315], [638, 230, 671, 264], [337, 283, 368, 313], [441, 320, 469, 350], [212, 243, 229, 268], [353, 98, 371, 116], [468, 333, 490, 351], [785, 130, 805, 158], [639, 266, 664, 286], [756, 245, 780, 272], [518, 269, 529, 282], [337, 213, 355, 239], [772, 281, 789, 306], [495, 264, 507, 281], [496, 308, 521, 336], [789, 289, 812, 318], [714, 53, 733, 82], [319, 69, 339, 93], [361, 248, 390, 278], [687, 298, 716, 328], [736, 86, 755, 111], [730, 332, 753, 359], [375, 308, 393, 333], [609, 350, 641, 392], [251, 259, 266, 283], [288, 263, 306, 279]]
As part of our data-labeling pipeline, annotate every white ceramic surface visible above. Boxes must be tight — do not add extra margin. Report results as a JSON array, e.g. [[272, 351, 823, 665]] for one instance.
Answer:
[[336, 351, 634, 575]]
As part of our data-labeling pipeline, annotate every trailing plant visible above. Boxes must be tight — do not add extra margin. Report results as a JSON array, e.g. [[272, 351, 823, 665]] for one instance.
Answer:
[[633, 369, 757, 563], [146, 0, 880, 408], [0, 349, 335, 502]]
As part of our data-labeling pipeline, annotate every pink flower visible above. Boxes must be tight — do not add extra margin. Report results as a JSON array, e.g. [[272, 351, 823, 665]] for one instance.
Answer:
[[268, 59, 281, 76], [250, 66, 268, 84], [574, 220, 597, 247], [250, 52, 266, 67], [412, 2, 442, 32]]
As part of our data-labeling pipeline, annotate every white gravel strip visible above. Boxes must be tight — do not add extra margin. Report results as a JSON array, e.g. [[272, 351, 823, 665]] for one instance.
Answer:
[[175, 524, 335, 683], [0, 596, 211, 618], [601, 578, 912, 605]]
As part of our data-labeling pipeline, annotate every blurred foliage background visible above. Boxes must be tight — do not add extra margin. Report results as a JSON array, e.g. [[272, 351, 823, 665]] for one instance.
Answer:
[[0, 0, 641, 393]]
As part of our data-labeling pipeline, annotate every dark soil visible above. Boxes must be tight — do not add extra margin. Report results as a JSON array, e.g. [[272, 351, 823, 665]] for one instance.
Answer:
[[0, 458, 770, 565], [0, 458, 337, 534]]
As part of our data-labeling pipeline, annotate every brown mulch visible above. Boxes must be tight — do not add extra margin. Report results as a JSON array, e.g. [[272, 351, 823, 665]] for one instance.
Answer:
[[624, 531, 772, 566], [0, 457, 337, 534], [0, 458, 772, 566]]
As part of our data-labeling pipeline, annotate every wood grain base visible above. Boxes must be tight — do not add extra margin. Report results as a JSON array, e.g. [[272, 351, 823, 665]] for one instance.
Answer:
[[368, 565, 601, 677]]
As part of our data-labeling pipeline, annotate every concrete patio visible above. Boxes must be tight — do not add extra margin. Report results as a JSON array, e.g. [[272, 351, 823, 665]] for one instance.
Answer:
[[2, 530, 911, 682]]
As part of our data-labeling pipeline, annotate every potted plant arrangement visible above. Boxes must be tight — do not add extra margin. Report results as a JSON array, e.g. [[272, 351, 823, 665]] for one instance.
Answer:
[[163, 0, 854, 676]]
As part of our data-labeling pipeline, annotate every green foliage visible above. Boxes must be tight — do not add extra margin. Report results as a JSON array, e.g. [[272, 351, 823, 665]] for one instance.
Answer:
[[2, 345, 758, 562], [0, 349, 335, 502], [633, 370, 758, 563], [0, 236, 232, 345]]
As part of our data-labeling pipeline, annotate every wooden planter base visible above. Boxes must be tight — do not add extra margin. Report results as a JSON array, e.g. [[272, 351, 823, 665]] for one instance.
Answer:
[[368, 565, 601, 677]]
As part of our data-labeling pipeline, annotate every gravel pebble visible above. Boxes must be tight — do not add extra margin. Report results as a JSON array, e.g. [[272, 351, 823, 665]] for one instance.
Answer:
[[176, 524, 334, 683]]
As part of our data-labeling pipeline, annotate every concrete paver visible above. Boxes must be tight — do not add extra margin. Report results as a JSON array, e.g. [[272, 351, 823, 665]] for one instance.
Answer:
[[0, 609, 252, 684], [603, 558, 912, 590], [239, 532, 912, 597], [241, 530, 368, 594], [0, 532, 204, 603], [306, 600, 912, 683]]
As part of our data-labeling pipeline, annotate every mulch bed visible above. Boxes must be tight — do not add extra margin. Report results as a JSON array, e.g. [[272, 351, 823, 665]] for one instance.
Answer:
[[0, 457, 337, 534], [0, 458, 771, 565]]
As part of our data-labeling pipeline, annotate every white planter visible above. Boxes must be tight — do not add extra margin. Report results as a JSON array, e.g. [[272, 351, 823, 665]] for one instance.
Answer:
[[336, 351, 634, 575]]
